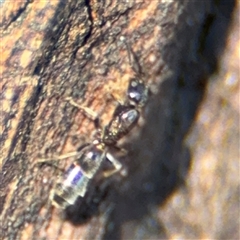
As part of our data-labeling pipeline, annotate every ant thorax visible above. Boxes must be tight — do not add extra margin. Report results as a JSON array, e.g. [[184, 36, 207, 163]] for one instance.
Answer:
[[102, 105, 140, 145]]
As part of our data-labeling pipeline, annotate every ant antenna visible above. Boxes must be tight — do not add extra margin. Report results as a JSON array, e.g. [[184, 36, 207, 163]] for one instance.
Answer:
[[120, 36, 142, 76]]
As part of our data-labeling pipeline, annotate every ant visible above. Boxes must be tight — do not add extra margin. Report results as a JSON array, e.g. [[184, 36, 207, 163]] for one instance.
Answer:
[[41, 38, 149, 209]]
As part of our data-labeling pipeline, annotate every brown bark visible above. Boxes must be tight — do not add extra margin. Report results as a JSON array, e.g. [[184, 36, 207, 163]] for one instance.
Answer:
[[1, 0, 239, 239]]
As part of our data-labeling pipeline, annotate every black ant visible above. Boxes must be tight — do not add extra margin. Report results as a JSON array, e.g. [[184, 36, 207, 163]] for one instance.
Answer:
[[41, 38, 149, 209]]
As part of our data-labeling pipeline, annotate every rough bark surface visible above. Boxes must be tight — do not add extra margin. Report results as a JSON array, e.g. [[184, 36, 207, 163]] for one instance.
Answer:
[[0, 0, 239, 240]]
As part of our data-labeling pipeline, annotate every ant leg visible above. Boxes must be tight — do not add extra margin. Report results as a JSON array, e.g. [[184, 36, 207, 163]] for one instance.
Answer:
[[37, 151, 79, 164], [103, 152, 127, 177], [37, 150, 83, 174], [66, 97, 100, 124], [106, 93, 125, 106], [66, 97, 102, 130], [37, 143, 90, 165], [37, 151, 80, 172], [111, 146, 128, 157]]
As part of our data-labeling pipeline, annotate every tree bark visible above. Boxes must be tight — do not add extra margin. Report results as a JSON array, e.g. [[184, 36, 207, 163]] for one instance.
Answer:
[[1, 0, 239, 239]]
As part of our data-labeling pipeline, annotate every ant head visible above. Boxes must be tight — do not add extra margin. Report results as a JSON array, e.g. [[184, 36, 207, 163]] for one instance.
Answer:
[[127, 78, 148, 107]]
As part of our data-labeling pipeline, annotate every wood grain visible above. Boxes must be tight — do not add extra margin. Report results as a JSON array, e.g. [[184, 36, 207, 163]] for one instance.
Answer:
[[1, 0, 238, 239]]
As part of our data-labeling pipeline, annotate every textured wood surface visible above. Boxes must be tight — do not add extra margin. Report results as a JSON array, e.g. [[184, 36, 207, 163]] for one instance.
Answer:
[[0, 0, 239, 239]]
